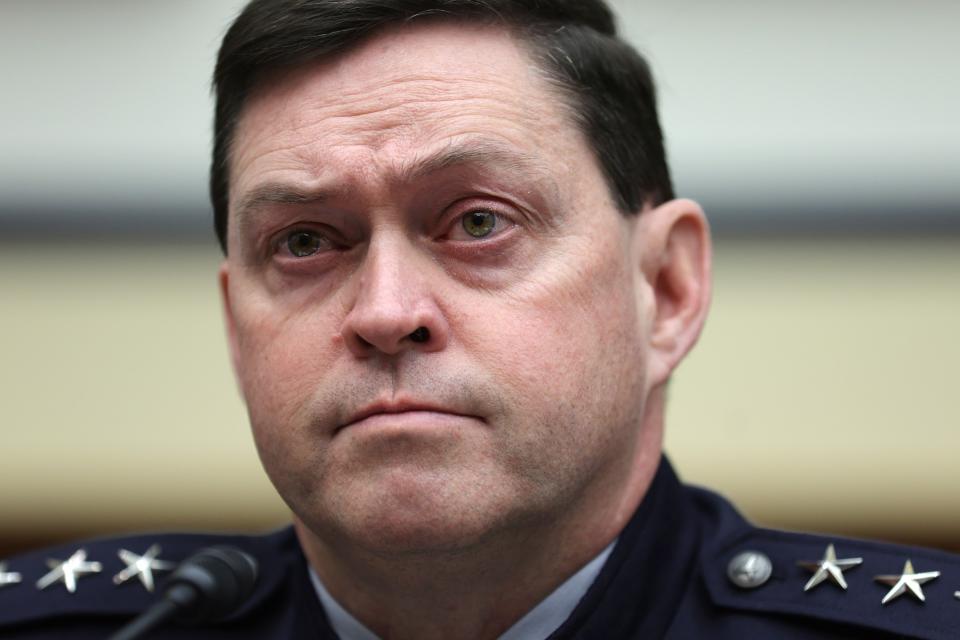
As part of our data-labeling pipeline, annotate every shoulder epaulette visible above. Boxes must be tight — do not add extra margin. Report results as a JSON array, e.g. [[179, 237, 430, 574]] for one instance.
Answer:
[[704, 526, 960, 640], [0, 527, 296, 632]]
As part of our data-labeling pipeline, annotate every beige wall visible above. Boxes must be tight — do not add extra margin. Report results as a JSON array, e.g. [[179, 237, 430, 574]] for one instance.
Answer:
[[665, 237, 959, 545], [2, 237, 957, 548]]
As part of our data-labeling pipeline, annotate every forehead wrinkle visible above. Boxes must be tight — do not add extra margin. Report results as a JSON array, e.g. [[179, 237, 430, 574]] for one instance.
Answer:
[[248, 82, 547, 190], [327, 71, 531, 113], [282, 56, 554, 135], [282, 93, 564, 194], [395, 138, 559, 192], [305, 89, 544, 149]]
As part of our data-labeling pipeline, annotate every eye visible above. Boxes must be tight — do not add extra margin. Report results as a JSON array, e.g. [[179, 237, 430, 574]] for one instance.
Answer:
[[460, 210, 498, 238], [283, 230, 330, 257]]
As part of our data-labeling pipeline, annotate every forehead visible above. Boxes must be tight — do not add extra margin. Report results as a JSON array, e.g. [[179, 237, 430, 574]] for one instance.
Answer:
[[228, 20, 586, 203]]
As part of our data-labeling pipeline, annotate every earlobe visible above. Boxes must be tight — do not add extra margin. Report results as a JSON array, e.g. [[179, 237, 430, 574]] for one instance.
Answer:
[[635, 198, 712, 387]]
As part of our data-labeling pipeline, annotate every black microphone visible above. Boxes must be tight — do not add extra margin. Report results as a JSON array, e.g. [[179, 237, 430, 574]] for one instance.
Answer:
[[108, 545, 258, 640]]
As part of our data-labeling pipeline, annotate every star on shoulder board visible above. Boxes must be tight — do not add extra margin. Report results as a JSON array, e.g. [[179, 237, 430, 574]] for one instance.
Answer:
[[112, 544, 176, 592], [797, 543, 863, 591], [874, 559, 940, 605], [36, 549, 102, 593]]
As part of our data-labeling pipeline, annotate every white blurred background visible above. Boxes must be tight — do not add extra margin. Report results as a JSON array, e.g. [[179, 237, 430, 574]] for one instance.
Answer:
[[1, 1, 958, 555]]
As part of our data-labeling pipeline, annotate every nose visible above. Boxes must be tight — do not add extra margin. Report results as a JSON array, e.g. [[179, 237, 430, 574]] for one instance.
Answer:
[[339, 236, 449, 357]]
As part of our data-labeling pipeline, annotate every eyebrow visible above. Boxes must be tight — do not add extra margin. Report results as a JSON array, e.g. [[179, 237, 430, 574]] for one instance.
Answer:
[[233, 140, 558, 234]]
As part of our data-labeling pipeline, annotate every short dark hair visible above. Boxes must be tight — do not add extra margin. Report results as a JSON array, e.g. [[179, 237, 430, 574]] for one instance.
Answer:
[[211, 0, 674, 253]]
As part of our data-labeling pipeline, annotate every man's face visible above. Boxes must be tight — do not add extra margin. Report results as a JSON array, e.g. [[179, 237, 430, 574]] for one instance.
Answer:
[[221, 22, 661, 552]]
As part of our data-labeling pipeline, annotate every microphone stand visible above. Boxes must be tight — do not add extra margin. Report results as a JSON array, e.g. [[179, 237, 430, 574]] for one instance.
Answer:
[[108, 546, 257, 640], [108, 586, 188, 640]]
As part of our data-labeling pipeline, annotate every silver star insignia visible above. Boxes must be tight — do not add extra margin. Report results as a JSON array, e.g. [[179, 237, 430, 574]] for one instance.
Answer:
[[0, 562, 22, 588], [797, 543, 863, 591], [112, 544, 176, 592], [874, 559, 940, 605], [36, 549, 103, 593]]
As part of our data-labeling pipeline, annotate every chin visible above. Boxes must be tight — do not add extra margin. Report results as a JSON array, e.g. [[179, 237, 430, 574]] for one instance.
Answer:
[[301, 465, 523, 554]]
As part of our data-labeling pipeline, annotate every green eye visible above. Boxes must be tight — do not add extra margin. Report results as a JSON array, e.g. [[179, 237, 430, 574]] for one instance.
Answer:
[[461, 211, 497, 238], [286, 231, 324, 257]]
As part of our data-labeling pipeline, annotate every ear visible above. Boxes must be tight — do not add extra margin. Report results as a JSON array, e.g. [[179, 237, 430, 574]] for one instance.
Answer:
[[218, 261, 244, 381], [634, 198, 712, 388]]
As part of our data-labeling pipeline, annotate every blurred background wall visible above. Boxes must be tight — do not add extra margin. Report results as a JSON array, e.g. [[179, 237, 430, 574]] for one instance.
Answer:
[[1, 1, 958, 557]]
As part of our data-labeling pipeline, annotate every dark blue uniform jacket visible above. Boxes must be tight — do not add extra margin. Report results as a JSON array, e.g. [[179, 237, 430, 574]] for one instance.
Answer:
[[2, 458, 958, 638]]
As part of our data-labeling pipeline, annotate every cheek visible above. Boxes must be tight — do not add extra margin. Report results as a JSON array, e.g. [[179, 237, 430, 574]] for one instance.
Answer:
[[231, 299, 347, 501], [464, 235, 647, 433], [232, 292, 341, 433]]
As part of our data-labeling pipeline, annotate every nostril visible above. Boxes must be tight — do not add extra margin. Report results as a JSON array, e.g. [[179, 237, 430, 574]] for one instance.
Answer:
[[408, 327, 430, 343]]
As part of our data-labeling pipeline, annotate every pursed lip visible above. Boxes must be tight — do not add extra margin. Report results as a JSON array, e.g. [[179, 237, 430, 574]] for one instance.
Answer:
[[337, 400, 479, 433]]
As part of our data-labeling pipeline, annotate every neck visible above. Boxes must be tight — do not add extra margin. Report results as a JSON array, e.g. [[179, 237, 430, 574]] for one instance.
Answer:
[[296, 392, 666, 640]]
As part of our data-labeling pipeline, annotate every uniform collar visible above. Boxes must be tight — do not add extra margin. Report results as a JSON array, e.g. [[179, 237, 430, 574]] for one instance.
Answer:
[[308, 541, 617, 640], [548, 455, 700, 638]]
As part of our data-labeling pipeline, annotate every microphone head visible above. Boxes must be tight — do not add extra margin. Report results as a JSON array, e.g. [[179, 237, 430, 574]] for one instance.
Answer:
[[163, 545, 258, 624]]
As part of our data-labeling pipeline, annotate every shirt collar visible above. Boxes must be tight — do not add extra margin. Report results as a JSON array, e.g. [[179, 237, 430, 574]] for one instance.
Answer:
[[308, 541, 616, 640]]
